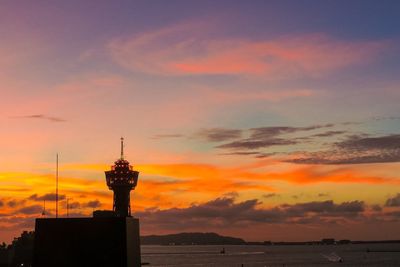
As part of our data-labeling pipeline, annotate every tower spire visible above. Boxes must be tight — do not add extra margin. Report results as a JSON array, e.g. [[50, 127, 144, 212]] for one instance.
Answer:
[[120, 137, 124, 159]]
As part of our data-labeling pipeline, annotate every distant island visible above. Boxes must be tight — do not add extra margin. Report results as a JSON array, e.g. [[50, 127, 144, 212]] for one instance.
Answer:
[[141, 232, 246, 245], [140, 233, 400, 246]]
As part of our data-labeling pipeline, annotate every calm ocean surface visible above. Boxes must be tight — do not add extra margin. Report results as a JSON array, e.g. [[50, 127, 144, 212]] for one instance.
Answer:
[[141, 244, 400, 267]]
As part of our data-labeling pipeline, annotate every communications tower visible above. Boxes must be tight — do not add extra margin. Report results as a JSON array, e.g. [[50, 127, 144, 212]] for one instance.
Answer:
[[105, 138, 139, 217]]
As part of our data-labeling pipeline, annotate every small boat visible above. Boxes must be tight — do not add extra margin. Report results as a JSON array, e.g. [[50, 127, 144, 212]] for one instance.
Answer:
[[321, 252, 343, 262]]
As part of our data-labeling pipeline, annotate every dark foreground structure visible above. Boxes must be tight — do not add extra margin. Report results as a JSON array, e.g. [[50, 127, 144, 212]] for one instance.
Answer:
[[32, 139, 141, 267], [33, 217, 140, 267]]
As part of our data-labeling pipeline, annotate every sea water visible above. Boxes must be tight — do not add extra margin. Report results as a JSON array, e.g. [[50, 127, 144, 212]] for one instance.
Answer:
[[141, 244, 400, 266]]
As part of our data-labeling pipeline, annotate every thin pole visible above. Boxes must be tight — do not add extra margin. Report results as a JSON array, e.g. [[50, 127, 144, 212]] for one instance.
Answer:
[[42, 200, 46, 216], [120, 137, 124, 159], [56, 153, 59, 218]]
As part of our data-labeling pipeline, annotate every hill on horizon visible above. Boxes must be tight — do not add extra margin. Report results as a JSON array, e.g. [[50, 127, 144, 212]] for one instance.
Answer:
[[140, 232, 246, 245]]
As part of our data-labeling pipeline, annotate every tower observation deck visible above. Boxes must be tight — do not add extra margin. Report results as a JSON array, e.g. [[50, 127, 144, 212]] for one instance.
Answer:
[[105, 138, 139, 217]]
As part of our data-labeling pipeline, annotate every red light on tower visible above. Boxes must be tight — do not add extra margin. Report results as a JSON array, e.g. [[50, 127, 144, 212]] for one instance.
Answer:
[[105, 138, 139, 217]]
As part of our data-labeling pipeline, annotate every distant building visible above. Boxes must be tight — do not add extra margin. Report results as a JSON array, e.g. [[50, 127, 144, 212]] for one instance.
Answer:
[[0, 231, 34, 267], [321, 238, 336, 245]]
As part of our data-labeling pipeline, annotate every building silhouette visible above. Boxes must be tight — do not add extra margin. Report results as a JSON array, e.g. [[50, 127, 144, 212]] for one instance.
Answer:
[[33, 139, 141, 267]]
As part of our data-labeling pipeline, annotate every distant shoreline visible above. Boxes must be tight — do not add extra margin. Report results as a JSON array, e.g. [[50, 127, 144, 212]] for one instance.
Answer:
[[246, 240, 400, 246], [140, 232, 400, 246], [141, 240, 400, 246]]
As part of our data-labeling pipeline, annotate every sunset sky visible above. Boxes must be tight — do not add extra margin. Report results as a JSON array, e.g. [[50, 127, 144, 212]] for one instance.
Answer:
[[1, 0, 400, 243]]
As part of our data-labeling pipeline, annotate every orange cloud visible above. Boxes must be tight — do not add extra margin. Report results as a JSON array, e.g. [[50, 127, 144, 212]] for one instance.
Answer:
[[136, 162, 399, 185], [1, 160, 400, 243], [265, 166, 400, 185], [64, 160, 400, 194], [60, 163, 276, 209], [1, 160, 398, 222], [109, 22, 385, 78]]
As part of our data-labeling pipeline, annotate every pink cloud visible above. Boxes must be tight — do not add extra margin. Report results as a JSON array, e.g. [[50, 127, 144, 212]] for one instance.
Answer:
[[109, 23, 386, 77]]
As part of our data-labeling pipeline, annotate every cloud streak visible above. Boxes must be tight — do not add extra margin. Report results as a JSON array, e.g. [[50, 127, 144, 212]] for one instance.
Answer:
[[151, 134, 184, 140], [216, 124, 334, 150], [288, 134, 400, 164], [28, 193, 66, 202], [17, 205, 43, 215], [11, 114, 66, 122], [195, 123, 400, 165], [195, 128, 243, 142], [109, 22, 385, 78]]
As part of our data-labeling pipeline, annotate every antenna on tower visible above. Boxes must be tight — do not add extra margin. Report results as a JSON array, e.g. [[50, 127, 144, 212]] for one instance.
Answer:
[[56, 153, 59, 218], [120, 137, 124, 159], [42, 200, 46, 216], [66, 198, 69, 218]]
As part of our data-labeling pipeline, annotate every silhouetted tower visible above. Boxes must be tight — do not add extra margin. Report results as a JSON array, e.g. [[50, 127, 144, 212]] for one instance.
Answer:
[[105, 138, 139, 217]]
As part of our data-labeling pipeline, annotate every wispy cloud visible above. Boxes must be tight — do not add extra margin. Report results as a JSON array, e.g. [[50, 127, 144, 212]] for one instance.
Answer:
[[195, 128, 243, 142], [108, 21, 386, 78], [288, 134, 400, 164], [311, 131, 347, 138], [216, 124, 334, 150], [219, 151, 263, 156], [263, 193, 279, 199], [217, 138, 296, 150], [28, 193, 66, 202], [151, 134, 184, 140], [17, 205, 43, 215], [86, 200, 101, 208], [151, 122, 400, 166], [11, 114, 66, 122]]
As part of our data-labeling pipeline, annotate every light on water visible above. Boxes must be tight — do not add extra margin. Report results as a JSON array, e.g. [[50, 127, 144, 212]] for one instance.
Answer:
[[141, 244, 400, 266]]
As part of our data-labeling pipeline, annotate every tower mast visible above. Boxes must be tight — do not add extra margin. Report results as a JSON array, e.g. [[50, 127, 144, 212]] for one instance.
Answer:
[[56, 153, 59, 218], [120, 137, 124, 159]]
